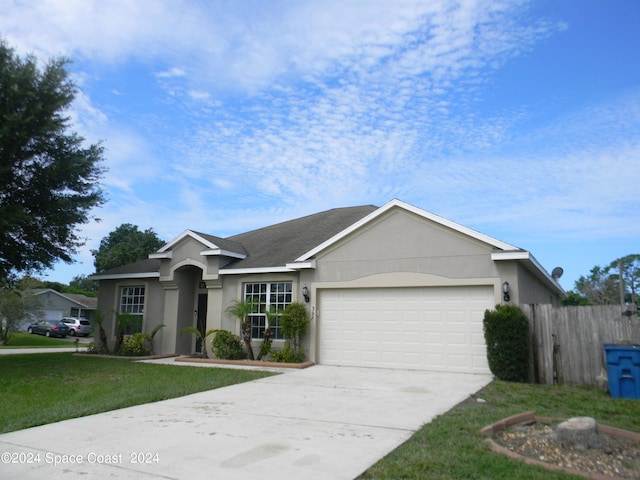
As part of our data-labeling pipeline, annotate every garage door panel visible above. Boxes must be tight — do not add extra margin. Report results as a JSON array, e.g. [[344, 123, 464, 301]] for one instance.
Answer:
[[318, 286, 493, 374]]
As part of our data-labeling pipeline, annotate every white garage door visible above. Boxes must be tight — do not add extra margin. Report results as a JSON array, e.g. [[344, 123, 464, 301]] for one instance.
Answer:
[[318, 286, 494, 373], [43, 309, 63, 321]]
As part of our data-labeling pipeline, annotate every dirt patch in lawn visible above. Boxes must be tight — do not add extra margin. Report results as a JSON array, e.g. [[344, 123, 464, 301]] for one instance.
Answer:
[[483, 412, 640, 479]]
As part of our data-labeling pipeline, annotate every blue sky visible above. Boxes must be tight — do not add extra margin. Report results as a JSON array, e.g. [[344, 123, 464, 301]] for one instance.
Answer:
[[2, 0, 639, 291]]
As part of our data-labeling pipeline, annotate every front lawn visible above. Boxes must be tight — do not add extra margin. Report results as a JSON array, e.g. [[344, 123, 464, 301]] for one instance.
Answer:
[[1, 332, 81, 348], [0, 353, 277, 434], [360, 380, 640, 479], [2, 352, 638, 479]]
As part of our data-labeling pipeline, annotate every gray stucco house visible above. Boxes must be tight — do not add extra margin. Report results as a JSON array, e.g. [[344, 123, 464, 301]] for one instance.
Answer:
[[34, 289, 97, 322], [90, 199, 564, 373]]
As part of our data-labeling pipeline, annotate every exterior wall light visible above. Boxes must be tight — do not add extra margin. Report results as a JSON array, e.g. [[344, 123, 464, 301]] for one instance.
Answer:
[[502, 281, 510, 302], [302, 285, 310, 303]]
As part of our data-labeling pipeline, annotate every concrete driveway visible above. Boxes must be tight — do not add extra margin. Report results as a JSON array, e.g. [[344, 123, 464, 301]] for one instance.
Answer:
[[0, 361, 491, 479]]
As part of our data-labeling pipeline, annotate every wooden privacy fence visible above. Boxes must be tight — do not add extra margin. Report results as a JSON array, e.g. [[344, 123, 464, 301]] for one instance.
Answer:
[[522, 304, 640, 387]]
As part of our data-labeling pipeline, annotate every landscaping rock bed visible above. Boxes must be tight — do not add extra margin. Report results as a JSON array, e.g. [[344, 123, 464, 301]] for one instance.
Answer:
[[482, 412, 640, 479]]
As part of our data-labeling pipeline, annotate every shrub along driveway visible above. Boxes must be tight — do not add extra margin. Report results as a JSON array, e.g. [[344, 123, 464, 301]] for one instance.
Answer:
[[0, 363, 491, 480]]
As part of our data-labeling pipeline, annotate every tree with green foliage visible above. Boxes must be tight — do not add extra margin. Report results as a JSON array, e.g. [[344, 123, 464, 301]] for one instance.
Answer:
[[0, 278, 43, 345], [0, 41, 105, 283], [280, 302, 309, 354], [609, 254, 640, 305], [91, 224, 164, 272], [561, 290, 592, 306], [574, 265, 618, 305], [573, 254, 640, 305], [272, 302, 309, 363], [69, 274, 98, 294]]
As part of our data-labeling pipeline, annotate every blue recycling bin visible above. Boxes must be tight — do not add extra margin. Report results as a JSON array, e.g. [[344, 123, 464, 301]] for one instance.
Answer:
[[603, 344, 640, 399]]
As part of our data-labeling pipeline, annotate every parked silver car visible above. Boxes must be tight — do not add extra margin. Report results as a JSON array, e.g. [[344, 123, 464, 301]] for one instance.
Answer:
[[61, 317, 94, 337]]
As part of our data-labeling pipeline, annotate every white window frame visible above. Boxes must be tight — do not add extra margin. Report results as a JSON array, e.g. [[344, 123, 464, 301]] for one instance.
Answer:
[[244, 282, 293, 340], [118, 285, 146, 335]]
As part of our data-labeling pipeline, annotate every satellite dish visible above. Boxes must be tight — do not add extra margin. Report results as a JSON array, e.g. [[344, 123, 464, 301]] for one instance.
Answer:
[[551, 267, 564, 280]]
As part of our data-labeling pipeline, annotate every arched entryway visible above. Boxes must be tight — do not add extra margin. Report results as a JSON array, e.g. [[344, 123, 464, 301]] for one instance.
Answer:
[[173, 265, 206, 355]]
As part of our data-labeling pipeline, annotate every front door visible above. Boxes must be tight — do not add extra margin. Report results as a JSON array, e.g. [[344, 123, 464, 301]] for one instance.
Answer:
[[196, 294, 208, 353]]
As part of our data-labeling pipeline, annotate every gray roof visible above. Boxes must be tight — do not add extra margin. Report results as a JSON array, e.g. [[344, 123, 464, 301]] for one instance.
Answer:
[[33, 289, 98, 309], [91, 258, 162, 277], [63, 293, 98, 310], [188, 232, 247, 256], [225, 205, 377, 269], [92, 205, 377, 276]]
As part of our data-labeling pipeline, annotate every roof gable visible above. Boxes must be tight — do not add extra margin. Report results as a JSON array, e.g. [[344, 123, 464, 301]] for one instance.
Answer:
[[295, 199, 519, 262], [33, 289, 98, 309], [152, 230, 246, 259]]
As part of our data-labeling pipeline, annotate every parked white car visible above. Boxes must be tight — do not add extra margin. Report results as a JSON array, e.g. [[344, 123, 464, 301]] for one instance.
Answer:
[[61, 317, 93, 337]]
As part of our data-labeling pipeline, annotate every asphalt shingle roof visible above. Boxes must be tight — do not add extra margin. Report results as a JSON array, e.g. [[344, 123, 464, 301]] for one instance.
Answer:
[[94, 205, 377, 276], [188, 232, 248, 256], [95, 258, 162, 276], [224, 205, 377, 269]]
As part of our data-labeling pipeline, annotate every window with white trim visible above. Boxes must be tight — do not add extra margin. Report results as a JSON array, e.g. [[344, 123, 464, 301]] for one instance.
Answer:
[[244, 282, 292, 340], [119, 286, 145, 335]]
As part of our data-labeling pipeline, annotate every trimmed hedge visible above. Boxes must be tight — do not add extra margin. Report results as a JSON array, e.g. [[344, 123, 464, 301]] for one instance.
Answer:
[[211, 330, 247, 360], [483, 304, 529, 382]]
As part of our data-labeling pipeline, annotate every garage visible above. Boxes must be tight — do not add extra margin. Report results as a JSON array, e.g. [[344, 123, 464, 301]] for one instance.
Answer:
[[318, 286, 495, 374], [43, 309, 63, 321]]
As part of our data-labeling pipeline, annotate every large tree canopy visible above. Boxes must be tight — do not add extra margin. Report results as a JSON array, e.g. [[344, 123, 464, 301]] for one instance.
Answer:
[[568, 254, 640, 306], [92, 224, 165, 272], [0, 42, 105, 282]]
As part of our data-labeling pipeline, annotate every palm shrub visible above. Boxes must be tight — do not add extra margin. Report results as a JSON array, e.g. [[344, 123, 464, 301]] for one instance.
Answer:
[[483, 304, 529, 382], [257, 307, 278, 360], [180, 326, 218, 358], [144, 323, 166, 355], [225, 300, 259, 360], [113, 313, 141, 354], [92, 310, 110, 353], [118, 324, 165, 356]]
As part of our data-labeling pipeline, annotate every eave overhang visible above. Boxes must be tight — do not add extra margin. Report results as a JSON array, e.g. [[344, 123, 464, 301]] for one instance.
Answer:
[[218, 266, 295, 275], [491, 251, 566, 296], [88, 272, 161, 281]]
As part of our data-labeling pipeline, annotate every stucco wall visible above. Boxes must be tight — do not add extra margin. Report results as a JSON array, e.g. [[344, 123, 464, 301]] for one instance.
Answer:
[[95, 277, 165, 352], [516, 264, 561, 306], [315, 210, 501, 282], [218, 272, 306, 356]]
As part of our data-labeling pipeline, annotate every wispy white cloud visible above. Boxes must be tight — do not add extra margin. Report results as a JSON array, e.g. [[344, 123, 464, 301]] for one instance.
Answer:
[[1, 0, 637, 288], [156, 67, 186, 78]]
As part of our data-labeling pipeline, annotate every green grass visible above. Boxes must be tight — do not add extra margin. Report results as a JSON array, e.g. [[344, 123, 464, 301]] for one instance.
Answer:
[[360, 380, 640, 479], [2, 352, 638, 479], [1, 332, 82, 347], [0, 353, 276, 434]]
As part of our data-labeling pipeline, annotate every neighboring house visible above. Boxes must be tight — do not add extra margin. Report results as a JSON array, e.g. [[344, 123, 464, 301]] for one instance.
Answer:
[[90, 199, 564, 374], [32, 289, 97, 324]]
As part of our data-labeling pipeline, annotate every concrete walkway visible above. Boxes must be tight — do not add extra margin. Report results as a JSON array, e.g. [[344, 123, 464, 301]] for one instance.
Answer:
[[0, 355, 492, 480]]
